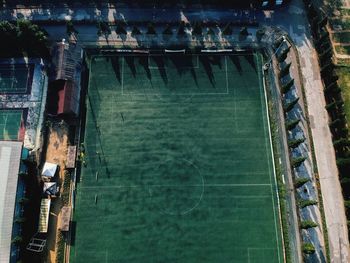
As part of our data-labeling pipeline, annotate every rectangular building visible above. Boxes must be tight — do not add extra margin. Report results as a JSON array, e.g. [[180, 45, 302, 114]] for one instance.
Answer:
[[0, 141, 25, 263]]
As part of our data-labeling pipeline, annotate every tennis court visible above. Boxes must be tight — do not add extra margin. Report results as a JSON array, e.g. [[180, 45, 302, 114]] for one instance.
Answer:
[[0, 63, 33, 94], [0, 110, 23, 140], [71, 52, 283, 263]]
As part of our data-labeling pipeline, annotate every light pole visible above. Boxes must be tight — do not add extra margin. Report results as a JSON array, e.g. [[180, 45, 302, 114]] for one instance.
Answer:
[[263, 35, 287, 71]]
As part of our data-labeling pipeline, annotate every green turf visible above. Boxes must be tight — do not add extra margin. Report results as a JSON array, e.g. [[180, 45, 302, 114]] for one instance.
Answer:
[[71, 53, 283, 263], [0, 110, 22, 140], [0, 64, 31, 93]]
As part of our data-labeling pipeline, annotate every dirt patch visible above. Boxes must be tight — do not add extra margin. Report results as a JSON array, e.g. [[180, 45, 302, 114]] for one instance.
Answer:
[[44, 121, 69, 263]]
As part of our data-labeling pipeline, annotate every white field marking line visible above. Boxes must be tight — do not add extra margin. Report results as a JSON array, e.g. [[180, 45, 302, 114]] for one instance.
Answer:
[[79, 183, 271, 190], [147, 54, 200, 69], [225, 55, 229, 95], [119, 54, 229, 96], [121, 56, 125, 95], [258, 53, 283, 263]]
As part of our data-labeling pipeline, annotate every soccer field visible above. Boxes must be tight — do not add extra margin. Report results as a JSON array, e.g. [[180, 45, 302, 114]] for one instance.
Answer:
[[70, 52, 283, 263]]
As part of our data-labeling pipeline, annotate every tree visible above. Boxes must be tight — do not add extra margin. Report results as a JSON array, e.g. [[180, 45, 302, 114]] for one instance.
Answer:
[[146, 23, 156, 35], [325, 101, 336, 111], [66, 20, 78, 37], [15, 20, 49, 57], [324, 82, 340, 94], [281, 79, 294, 93], [256, 28, 264, 42], [279, 63, 291, 78], [11, 236, 22, 245], [318, 16, 328, 27], [240, 26, 248, 36], [320, 62, 334, 76], [302, 243, 316, 254], [222, 23, 232, 35], [177, 22, 186, 36], [300, 220, 318, 229], [299, 199, 318, 208], [344, 200, 350, 208], [96, 21, 111, 38], [288, 138, 305, 148], [15, 217, 26, 223], [337, 158, 350, 167], [283, 97, 299, 112], [292, 156, 307, 168], [329, 118, 344, 129], [163, 24, 173, 35], [207, 27, 215, 37], [18, 197, 29, 205], [333, 138, 350, 148], [286, 118, 300, 130], [115, 22, 127, 35], [239, 26, 248, 41], [295, 177, 310, 188], [192, 22, 202, 36], [277, 46, 291, 63], [131, 26, 141, 36]]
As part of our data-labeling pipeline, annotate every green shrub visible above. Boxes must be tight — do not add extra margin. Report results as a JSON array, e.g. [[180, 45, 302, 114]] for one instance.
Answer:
[[288, 138, 305, 148], [15, 217, 26, 223], [333, 138, 350, 147], [281, 79, 294, 93], [256, 28, 264, 41], [300, 220, 318, 229], [222, 23, 232, 35], [292, 156, 307, 168], [240, 27, 248, 36], [283, 98, 299, 112], [325, 101, 336, 111], [295, 177, 310, 188], [299, 199, 318, 208], [163, 24, 173, 35], [192, 22, 202, 35], [279, 63, 291, 78], [11, 236, 22, 244], [115, 23, 127, 35], [146, 23, 156, 35], [286, 118, 300, 130], [302, 243, 316, 254], [177, 22, 186, 36], [131, 26, 141, 36], [336, 158, 350, 167], [344, 200, 350, 208], [278, 46, 291, 61]]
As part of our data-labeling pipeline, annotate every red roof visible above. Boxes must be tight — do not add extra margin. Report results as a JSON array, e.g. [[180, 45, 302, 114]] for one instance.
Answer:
[[57, 80, 80, 116]]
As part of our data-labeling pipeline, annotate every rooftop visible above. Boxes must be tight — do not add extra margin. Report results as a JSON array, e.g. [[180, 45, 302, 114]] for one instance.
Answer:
[[0, 141, 23, 263]]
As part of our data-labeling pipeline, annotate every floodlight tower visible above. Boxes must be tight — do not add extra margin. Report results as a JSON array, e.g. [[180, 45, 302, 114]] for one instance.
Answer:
[[263, 35, 287, 71]]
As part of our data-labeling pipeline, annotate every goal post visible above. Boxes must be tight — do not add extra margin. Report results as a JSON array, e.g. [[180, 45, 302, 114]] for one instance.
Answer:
[[164, 49, 186, 54]]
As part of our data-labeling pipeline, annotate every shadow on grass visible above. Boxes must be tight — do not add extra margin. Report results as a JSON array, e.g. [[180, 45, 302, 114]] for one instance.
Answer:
[[229, 55, 243, 74], [138, 56, 152, 81], [243, 54, 257, 72], [124, 56, 137, 78], [151, 56, 168, 84], [199, 56, 215, 87], [111, 57, 121, 84]]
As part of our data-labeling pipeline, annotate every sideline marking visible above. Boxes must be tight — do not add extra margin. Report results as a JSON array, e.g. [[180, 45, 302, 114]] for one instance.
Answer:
[[80, 183, 271, 190], [258, 53, 283, 263]]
